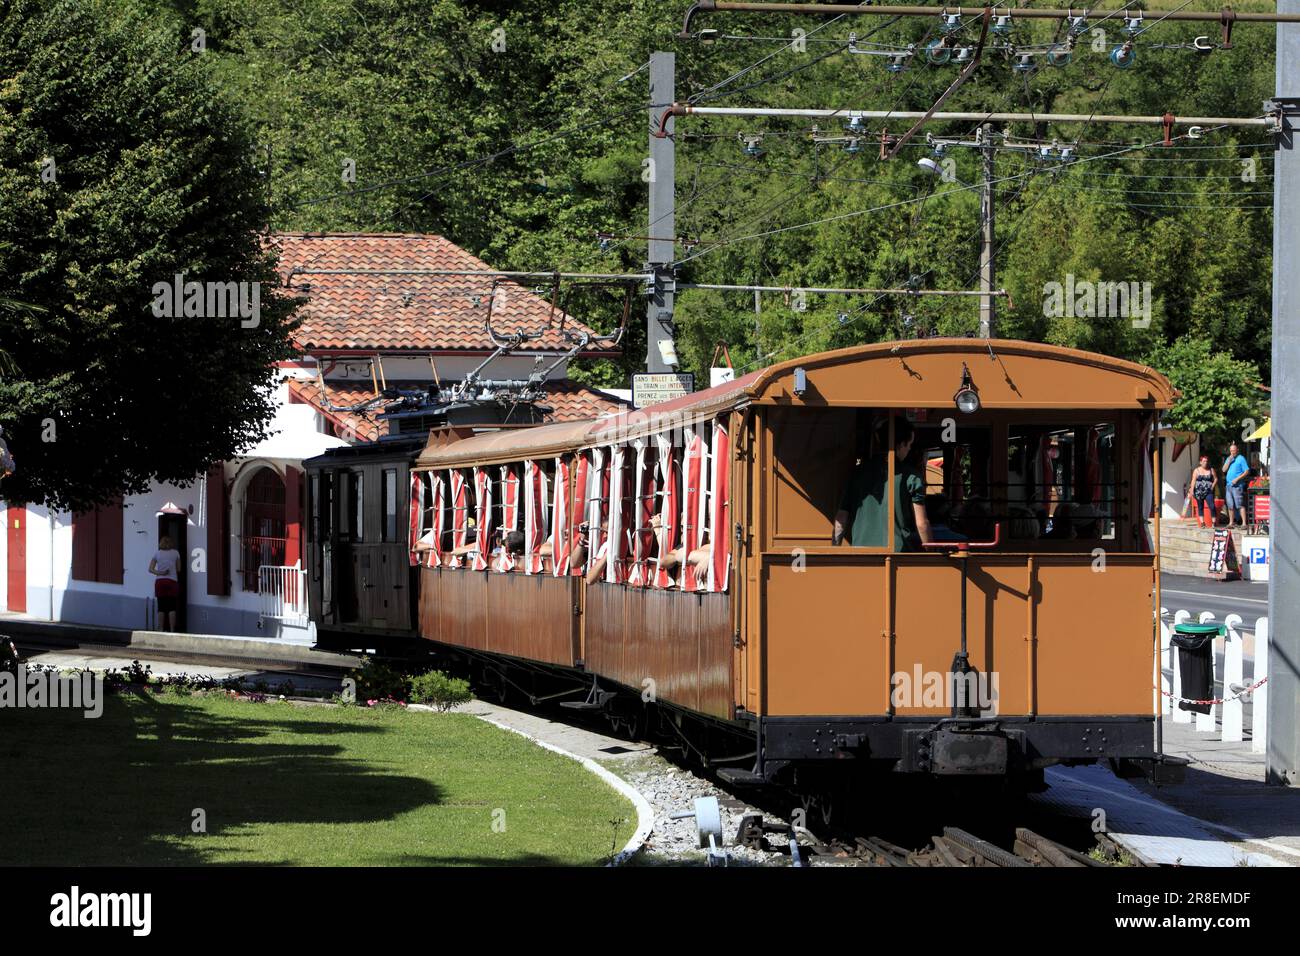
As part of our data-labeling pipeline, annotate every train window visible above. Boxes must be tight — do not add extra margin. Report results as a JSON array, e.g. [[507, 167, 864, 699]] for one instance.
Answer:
[[447, 469, 471, 566], [321, 472, 332, 539], [347, 471, 363, 541], [583, 448, 610, 576], [517, 460, 551, 574], [650, 433, 682, 585], [1007, 423, 1118, 542], [777, 407, 885, 547], [381, 468, 398, 542], [624, 441, 659, 585], [309, 473, 320, 544], [910, 422, 994, 544], [337, 471, 350, 538]]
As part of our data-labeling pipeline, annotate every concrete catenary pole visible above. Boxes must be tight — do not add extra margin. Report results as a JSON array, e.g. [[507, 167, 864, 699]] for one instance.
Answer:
[[646, 51, 677, 374], [978, 125, 996, 339], [1268, 2, 1299, 787]]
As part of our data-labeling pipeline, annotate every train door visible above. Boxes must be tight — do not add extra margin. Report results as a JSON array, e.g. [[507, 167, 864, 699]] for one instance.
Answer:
[[375, 463, 411, 631], [344, 462, 399, 629], [6, 503, 26, 613], [315, 469, 337, 623], [337, 467, 363, 624]]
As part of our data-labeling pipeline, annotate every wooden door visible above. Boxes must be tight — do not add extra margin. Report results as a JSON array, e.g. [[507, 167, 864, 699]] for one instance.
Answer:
[[6, 504, 26, 613]]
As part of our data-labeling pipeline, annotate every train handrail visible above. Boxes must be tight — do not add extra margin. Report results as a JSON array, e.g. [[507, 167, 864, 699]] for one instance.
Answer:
[[921, 523, 1002, 551]]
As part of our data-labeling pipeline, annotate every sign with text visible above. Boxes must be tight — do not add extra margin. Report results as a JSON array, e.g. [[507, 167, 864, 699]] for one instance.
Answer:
[[633, 373, 694, 409], [1207, 528, 1240, 581]]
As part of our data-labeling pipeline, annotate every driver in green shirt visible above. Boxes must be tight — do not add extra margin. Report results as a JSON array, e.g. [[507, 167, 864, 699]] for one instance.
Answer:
[[832, 418, 933, 551]]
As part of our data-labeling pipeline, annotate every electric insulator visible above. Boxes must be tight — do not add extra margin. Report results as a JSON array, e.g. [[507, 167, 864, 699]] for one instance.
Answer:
[[926, 38, 952, 65], [1046, 44, 1072, 67]]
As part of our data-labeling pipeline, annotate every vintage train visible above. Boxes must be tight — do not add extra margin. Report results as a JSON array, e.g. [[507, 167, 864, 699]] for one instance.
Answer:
[[305, 338, 1182, 792]]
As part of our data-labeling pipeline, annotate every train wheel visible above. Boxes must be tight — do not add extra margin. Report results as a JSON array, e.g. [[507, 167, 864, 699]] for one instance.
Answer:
[[481, 669, 508, 703]]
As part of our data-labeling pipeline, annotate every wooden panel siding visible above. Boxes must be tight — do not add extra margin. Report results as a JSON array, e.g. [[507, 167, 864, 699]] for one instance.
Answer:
[[419, 567, 579, 666], [584, 586, 733, 720]]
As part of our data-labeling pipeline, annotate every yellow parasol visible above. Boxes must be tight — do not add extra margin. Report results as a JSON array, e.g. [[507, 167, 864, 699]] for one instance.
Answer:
[[1246, 419, 1271, 441]]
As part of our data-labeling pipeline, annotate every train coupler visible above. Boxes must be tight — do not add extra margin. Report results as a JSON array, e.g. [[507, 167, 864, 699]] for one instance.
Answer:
[[902, 721, 1024, 775], [1110, 755, 1188, 786]]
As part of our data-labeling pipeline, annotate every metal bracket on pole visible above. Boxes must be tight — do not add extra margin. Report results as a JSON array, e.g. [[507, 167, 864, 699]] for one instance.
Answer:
[[1266, 97, 1300, 144]]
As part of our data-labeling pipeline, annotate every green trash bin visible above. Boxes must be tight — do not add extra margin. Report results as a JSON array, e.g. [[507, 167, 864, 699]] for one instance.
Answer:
[[1171, 623, 1224, 715]]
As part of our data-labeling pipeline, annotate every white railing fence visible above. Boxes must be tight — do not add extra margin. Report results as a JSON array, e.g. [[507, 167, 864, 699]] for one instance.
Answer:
[[1158, 608, 1269, 754], [258, 564, 309, 627]]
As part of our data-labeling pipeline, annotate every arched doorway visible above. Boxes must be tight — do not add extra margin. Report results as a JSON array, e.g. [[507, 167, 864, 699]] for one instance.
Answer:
[[241, 467, 285, 591]]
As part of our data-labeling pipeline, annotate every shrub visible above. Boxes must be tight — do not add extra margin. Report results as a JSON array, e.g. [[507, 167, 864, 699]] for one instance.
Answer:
[[347, 656, 410, 702], [409, 670, 472, 711]]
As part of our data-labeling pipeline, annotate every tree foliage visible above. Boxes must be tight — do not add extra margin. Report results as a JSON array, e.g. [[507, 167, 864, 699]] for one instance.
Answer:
[[1143, 335, 1263, 450], [144, 0, 1273, 395], [4, 0, 1275, 504], [0, 0, 297, 509]]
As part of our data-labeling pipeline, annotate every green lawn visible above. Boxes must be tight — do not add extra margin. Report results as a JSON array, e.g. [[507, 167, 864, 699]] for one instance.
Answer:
[[0, 691, 634, 866]]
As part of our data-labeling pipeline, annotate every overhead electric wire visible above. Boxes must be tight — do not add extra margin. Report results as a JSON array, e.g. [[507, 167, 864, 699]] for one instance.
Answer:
[[719, 21, 1188, 365], [687, 7, 860, 102], [672, 20, 944, 267]]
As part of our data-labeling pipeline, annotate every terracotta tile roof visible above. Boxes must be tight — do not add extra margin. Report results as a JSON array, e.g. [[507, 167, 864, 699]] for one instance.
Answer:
[[287, 377, 391, 443], [286, 377, 627, 444], [270, 233, 617, 355], [543, 380, 629, 422]]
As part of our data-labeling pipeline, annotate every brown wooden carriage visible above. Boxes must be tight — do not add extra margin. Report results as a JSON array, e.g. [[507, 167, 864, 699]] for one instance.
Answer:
[[399, 339, 1180, 782]]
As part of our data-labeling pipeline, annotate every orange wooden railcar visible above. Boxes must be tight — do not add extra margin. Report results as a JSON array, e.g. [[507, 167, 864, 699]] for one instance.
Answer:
[[408, 339, 1178, 783]]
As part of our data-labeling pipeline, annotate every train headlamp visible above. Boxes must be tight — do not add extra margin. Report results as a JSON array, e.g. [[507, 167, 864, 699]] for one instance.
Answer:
[[954, 363, 980, 414]]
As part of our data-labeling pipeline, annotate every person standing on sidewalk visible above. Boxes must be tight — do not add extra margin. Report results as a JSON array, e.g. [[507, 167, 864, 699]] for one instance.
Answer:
[[1187, 455, 1217, 527], [1222, 442, 1251, 528]]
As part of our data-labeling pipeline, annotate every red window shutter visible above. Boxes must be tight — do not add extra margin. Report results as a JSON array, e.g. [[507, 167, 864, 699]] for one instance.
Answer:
[[71, 510, 97, 582], [97, 497, 124, 584], [284, 465, 303, 568], [206, 464, 230, 595]]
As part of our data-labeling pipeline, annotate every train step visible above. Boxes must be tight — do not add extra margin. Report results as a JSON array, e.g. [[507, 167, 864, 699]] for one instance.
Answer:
[[717, 767, 766, 787], [559, 689, 616, 712]]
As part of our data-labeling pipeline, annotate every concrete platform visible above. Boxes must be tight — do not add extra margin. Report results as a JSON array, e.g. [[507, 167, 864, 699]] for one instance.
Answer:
[[1039, 764, 1287, 867], [0, 612, 360, 672], [1129, 718, 1300, 866]]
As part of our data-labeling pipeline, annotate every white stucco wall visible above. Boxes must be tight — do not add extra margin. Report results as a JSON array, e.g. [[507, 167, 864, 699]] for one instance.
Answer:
[[1, 376, 335, 642], [1160, 434, 1200, 519]]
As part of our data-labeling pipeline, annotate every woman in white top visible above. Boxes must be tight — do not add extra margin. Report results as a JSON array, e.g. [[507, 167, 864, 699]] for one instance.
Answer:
[[148, 535, 182, 632]]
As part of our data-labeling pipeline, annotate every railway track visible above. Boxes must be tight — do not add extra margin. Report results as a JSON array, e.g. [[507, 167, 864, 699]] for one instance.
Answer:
[[731, 812, 1151, 867]]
